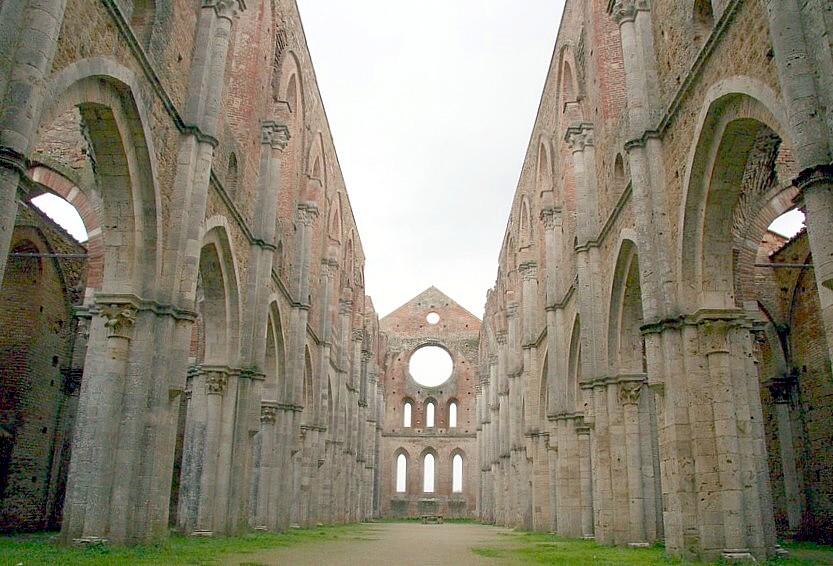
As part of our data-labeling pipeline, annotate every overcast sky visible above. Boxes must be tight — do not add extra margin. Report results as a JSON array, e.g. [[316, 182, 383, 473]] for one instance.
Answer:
[[295, 1, 565, 318]]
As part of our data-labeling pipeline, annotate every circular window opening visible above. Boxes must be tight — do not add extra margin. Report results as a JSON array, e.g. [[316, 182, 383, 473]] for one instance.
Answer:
[[426, 312, 440, 325], [409, 345, 453, 387]]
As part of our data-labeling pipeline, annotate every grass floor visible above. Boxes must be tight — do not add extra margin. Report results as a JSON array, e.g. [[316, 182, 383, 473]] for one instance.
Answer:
[[471, 531, 833, 565], [2, 524, 831, 565], [0, 524, 368, 566]]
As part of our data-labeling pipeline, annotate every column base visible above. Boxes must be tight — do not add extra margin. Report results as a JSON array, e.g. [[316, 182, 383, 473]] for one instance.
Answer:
[[190, 530, 214, 537], [721, 549, 756, 562], [72, 536, 109, 547], [628, 541, 650, 548]]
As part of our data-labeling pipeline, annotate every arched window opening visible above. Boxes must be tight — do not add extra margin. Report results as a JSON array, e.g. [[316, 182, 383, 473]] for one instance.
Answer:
[[426, 402, 435, 428], [452, 454, 463, 493], [694, 0, 714, 42], [130, 0, 155, 48], [226, 153, 238, 198], [423, 454, 435, 493], [403, 401, 412, 428], [396, 453, 407, 493], [449, 401, 458, 428], [767, 209, 805, 239], [614, 153, 626, 192], [30, 193, 88, 242], [286, 74, 298, 114]]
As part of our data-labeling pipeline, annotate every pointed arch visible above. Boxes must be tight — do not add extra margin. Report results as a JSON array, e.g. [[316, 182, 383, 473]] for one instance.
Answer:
[[607, 235, 645, 376], [198, 221, 242, 366], [679, 78, 791, 312], [39, 59, 163, 297]]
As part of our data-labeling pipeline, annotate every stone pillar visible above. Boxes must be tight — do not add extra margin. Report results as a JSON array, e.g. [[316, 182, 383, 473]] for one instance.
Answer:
[[61, 303, 136, 542], [253, 402, 277, 529], [767, 376, 802, 534], [619, 381, 647, 545], [577, 424, 594, 539], [0, 0, 68, 285], [765, 0, 833, 359]]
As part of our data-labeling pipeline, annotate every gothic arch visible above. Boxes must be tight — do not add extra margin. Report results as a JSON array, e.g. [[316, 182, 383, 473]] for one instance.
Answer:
[[38, 59, 163, 297], [606, 235, 644, 376], [679, 78, 792, 312], [198, 221, 242, 366], [264, 300, 287, 401], [566, 314, 581, 414], [26, 165, 103, 296]]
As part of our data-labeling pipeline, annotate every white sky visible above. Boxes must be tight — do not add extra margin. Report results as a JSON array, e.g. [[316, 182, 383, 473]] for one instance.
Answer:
[[296, 1, 566, 318]]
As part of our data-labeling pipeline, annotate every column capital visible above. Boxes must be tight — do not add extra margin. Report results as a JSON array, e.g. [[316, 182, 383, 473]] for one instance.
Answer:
[[565, 124, 595, 152], [618, 381, 643, 405], [261, 120, 290, 151], [539, 206, 561, 230], [519, 261, 538, 281], [608, 0, 650, 24], [766, 375, 796, 404], [206, 370, 228, 395], [339, 297, 354, 315], [260, 402, 278, 424], [203, 0, 244, 20], [98, 303, 138, 339], [296, 202, 319, 226], [793, 164, 833, 199]]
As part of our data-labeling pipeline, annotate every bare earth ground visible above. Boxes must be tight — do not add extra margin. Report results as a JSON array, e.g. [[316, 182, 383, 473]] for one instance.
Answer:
[[220, 522, 523, 566]]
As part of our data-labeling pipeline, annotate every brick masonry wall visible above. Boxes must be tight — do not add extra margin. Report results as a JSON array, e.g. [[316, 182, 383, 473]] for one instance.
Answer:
[[380, 287, 480, 518], [0, 207, 86, 532]]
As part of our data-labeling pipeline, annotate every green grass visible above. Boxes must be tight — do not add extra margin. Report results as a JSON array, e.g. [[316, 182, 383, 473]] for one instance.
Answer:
[[0, 524, 367, 566], [469, 531, 833, 565]]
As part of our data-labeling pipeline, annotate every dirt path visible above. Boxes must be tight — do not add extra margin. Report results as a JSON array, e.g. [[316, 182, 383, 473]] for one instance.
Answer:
[[220, 522, 523, 566]]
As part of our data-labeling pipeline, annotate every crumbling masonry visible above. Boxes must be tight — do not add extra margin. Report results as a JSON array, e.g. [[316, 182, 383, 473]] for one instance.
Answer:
[[0, 0, 831, 562]]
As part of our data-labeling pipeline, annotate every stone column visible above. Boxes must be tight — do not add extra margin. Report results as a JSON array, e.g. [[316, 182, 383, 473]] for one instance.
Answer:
[[619, 380, 647, 545], [61, 302, 136, 542], [577, 423, 594, 539], [765, 0, 833, 358], [0, 0, 68, 285], [767, 376, 802, 535], [253, 402, 277, 529]]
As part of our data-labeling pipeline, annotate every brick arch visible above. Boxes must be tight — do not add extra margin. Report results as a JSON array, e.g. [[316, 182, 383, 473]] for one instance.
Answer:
[[37, 59, 163, 298], [27, 165, 104, 297], [679, 80, 792, 313]]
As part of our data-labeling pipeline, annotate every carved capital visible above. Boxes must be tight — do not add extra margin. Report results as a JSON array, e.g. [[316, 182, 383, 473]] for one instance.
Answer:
[[519, 261, 538, 281], [260, 403, 278, 424], [699, 319, 731, 355], [565, 125, 594, 152], [99, 303, 137, 339], [296, 203, 319, 226], [206, 371, 228, 395], [496, 331, 508, 345], [352, 328, 364, 342], [618, 381, 643, 405], [608, 0, 649, 23], [766, 375, 796, 404], [321, 257, 339, 276], [539, 206, 561, 230], [506, 301, 520, 318], [203, 0, 242, 20], [339, 298, 354, 316], [793, 164, 833, 199], [261, 120, 290, 151]]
